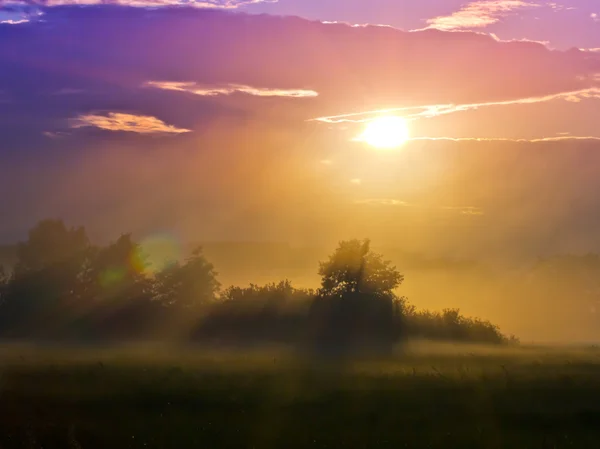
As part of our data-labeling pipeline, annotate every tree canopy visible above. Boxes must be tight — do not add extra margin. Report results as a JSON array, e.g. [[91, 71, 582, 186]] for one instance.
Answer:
[[154, 247, 220, 308], [15, 219, 89, 276], [318, 239, 403, 299]]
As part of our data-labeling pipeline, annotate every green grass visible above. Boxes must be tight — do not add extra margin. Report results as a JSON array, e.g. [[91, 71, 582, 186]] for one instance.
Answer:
[[0, 342, 599, 448]]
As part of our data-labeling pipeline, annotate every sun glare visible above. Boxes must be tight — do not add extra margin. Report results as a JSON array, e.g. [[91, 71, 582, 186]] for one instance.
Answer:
[[358, 116, 410, 149]]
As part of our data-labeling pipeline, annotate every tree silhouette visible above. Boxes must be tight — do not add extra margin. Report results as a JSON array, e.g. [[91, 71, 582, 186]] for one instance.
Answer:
[[70, 234, 161, 339], [154, 247, 220, 308], [81, 234, 150, 304], [2, 220, 92, 337], [0, 264, 8, 304], [14, 219, 89, 276], [310, 239, 405, 355], [318, 239, 403, 299]]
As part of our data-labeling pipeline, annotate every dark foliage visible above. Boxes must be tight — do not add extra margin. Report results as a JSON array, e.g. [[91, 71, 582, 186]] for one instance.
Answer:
[[403, 307, 515, 345], [308, 239, 405, 355], [194, 281, 314, 344], [154, 247, 220, 309], [318, 239, 403, 299], [0, 219, 512, 346]]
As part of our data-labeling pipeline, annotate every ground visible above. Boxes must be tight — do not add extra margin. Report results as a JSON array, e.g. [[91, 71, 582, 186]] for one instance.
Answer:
[[0, 342, 599, 448]]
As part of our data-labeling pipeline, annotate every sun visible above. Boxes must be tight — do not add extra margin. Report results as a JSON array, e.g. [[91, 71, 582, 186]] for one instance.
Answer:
[[358, 116, 410, 149]]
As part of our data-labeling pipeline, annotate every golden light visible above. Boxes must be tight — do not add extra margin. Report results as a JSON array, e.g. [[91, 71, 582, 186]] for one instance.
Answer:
[[358, 116, 410, 149]]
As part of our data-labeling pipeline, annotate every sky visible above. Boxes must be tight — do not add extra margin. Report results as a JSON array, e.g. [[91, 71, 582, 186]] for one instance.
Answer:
[[0, 0, 599, 259]]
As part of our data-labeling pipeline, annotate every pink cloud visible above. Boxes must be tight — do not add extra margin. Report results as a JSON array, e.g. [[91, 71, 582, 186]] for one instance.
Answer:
[[71, 112, 191, 134], [411, 136, 600, 143], [312, 87, 600, 124], [426, 0, 540, 31], [355, 199, 485, 216], [145, 81, 318, 98], [0, 0, 276, 7], [0, 19, 29, 24], [2, 7, 599, 142]]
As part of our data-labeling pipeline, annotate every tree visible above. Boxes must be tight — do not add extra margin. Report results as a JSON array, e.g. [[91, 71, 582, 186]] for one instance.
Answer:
[[72, 234, 158, 339], [14, 219, 89, 276], [310, 239, 405, 355], [318, 239, 403, 299], [0, 220, 91, 337], [154, 247, 220, 308], [0, 264, 8, 304], [81, 234, 150, 304], [0, 265, 7, 285]]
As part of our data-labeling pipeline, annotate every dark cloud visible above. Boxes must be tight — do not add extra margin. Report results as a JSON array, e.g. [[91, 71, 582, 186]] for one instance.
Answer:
[[0, 0, 275, 8], [0, 6, 598, 133]]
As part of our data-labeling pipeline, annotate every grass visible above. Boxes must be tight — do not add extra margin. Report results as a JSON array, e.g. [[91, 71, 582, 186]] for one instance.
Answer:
[[0, 342, 599, 448]]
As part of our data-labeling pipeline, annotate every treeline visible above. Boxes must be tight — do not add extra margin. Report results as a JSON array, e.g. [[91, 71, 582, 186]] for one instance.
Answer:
[[0, 220, 515, 349]]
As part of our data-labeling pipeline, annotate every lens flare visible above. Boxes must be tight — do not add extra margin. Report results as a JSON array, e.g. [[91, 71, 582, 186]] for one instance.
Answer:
[[134, 233, 182, 275], [99, 266, 126, 288]]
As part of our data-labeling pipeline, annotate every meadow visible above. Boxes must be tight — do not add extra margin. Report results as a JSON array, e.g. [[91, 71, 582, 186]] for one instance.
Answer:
[[0, 342, 599, 448]]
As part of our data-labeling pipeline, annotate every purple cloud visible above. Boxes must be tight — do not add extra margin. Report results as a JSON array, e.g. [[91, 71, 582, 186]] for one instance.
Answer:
[[0, 0, 277, 8], [0, 6, 597, 146], [145, 81, 318, 98]]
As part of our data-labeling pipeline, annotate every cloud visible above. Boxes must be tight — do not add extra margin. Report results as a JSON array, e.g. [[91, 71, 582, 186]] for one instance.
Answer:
[[70, 112, 191, 134], [0, 18, 29, 24], [442, 206, 485, 216], [411, 136, 600, 143], [355, 199, 409, 207], [312, 87, 600, 124], [3, 7, 596, 102], [454, 207, 485, 216], [426, 0, 540, 31], [0, 0, 276, 8], [145, 81, 318, 98], [355, 199, 485, 216], [592, 13, 599, 23], [0, 6, 599, 143], [488, 33, 551, 47], [529, 136, 600, 142], [43, 130, 70, 138], [548, 3, 576, 12]]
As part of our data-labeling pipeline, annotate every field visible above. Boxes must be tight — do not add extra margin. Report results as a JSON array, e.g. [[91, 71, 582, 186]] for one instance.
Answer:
[[0, 342, 599, 448]]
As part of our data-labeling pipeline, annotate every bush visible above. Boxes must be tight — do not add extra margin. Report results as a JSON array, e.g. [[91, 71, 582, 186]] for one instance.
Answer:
[[403, 308, 511, 345], [194, 281, 314, 344]]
